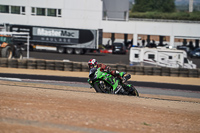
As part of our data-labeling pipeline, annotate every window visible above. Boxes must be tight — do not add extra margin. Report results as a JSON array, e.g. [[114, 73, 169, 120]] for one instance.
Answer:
[[58, 9, 61, 17], [148, 54, 155, 59], [47, 8, 56, 17], [37, 8, 46, 16], [103, 11, 107, 20], [135, 54, 139, 58], [31, 7, 36, 15], [32, 7, 61, 17], [184, 58, 188, 63], [0, 36, 12, 44], [22, 6, 25, 12], [169, 56, 172, 59], [21, 6, 25, 15], [0, 5, 9, 13], [124, 11, 128, 20], [0, 5, 25, 15], [11, 6, 20, 14]]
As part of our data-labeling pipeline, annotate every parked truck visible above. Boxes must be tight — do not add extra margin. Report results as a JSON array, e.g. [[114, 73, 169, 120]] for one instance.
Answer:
[[0, 32, 25, 59], [129, 47, 196, 69], [8, 24, 102, 54]]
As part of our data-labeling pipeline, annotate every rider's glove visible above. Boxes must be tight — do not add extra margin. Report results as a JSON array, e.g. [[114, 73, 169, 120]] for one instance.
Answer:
[[122, 77, 126, 83], [106, 66, 111, 72]]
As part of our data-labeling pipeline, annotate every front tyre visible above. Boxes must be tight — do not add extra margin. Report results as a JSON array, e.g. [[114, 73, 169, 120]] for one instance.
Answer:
[[1, 46, 13, 59], [129, 86, 139, 96]]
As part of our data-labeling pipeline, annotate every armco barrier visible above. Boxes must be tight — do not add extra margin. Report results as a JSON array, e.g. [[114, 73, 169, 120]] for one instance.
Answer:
[[27, 60, 36, 69], [46, 60, 55, 70], [36, 60, 46, 70], [152, 67, 161, 76], [161, 67, 170, 76], [0, 58, 8, 67], [0, 58, 199, 78], [64, 62, 73, 71], [18, 59, 27, 69], [8, 59, 18, 68], [55, 61, 64, 71]]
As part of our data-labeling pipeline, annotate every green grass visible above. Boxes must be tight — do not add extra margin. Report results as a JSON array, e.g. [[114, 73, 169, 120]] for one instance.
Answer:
[[143, 122, 151, 126], [129, 11, 200, 21]]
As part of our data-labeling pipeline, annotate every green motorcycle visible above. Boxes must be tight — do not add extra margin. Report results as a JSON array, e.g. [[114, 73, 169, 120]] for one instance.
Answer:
[[88, 67, 139, 96]]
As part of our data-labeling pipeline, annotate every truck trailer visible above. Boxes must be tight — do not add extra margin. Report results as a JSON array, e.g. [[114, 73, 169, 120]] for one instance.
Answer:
[[8, 24, 102, 54]]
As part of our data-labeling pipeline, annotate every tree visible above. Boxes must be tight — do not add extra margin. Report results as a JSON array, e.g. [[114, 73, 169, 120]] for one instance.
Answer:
[[132, 0, 175, 12]]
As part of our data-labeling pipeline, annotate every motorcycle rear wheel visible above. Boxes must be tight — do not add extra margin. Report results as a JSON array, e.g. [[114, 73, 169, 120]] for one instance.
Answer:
[[93, 82, 104, 93]]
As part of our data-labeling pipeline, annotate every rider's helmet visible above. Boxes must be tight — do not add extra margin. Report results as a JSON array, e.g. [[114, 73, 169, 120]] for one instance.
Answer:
[[88, 59, 98, 69]]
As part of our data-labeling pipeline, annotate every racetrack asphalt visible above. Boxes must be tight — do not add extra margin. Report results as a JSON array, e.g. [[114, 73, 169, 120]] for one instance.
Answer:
[[0, 73, 200, 92], [0, 68, 200, 92]]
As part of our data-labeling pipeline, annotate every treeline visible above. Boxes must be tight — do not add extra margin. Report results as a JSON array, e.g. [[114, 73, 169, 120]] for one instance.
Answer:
[[132, 0, 175, 12], [130, 0, 200, 21], [129, 11, 200, 21]]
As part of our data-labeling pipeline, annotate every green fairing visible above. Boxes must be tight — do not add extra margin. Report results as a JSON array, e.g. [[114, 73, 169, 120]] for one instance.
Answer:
[[88, 67, 139, 96], [89, 68, 120, 91], [119, 72, 125, 77]]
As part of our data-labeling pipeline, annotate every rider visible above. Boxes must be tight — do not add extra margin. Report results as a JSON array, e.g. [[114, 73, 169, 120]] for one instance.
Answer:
[[88, 59, 127, 83]]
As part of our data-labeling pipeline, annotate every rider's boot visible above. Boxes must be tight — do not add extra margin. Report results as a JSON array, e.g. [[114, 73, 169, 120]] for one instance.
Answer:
[[121, 74, 131, 83], [111, 70, 131, 83], [124, 74, 131, 82]]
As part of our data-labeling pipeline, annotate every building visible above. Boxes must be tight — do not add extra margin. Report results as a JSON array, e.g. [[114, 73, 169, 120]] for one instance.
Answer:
[[0, 0, 200, 48]]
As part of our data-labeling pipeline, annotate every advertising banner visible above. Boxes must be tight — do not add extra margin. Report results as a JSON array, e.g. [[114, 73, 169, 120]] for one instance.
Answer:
[[32, 27, 79, 44]]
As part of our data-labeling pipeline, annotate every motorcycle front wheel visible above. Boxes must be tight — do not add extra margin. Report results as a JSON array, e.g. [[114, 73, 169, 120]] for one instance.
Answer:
[[129, 86, 139, 96]]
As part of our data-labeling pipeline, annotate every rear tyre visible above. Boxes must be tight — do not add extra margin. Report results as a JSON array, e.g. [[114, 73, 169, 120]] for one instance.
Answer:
[[93, 82, 103, 93], [74, 49, 83, 55], [57, 47, 65, 53], [66, 48, 74, 54], [14, 49, 23, 59], [1, 46, 13, 59]]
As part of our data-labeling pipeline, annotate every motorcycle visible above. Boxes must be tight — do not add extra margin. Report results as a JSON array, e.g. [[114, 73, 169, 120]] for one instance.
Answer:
[[88, 67, 139, 96]]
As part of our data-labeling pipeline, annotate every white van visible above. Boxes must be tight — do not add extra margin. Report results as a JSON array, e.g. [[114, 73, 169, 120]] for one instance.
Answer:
[[129, 47, 196, 69]]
